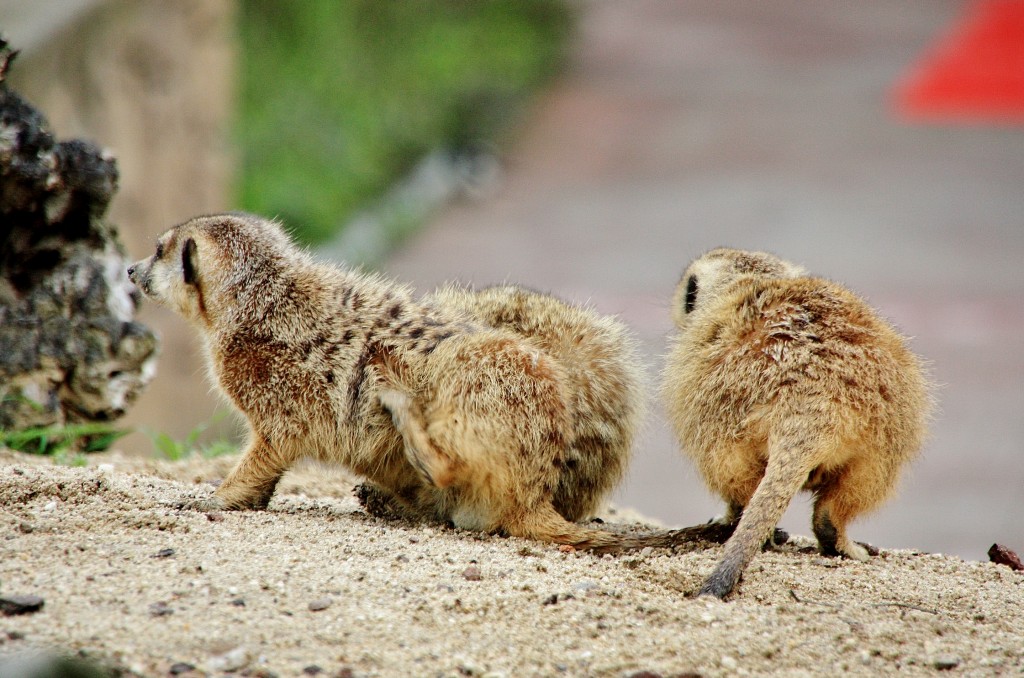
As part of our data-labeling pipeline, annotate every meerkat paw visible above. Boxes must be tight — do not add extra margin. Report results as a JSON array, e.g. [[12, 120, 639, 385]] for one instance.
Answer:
[[355, 483, 402, 520], [821, 538, 875, 561], [857, 541, 881, 557], [178, 494, 227, 512], [841, 541, 873, 561], [177, 487, 272, 512], [813, 510, 874, 560], [765, 527, 790, 550]]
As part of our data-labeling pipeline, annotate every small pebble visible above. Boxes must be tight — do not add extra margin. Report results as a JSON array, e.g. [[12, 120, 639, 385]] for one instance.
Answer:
[[152, 548, 175, 558], [458, 659, 486, 675], [308, 597, 333, 612], [230, 598, 246, 607], [934, 655, 961, 671], [17, 522, 34, 534], [206, 511, 225, 522], [149, 601, 174, 617], [462, 565, 483, 581], [571, 580, 600, 597], [206, 646, 250, 673], [988, 543, 1024, 571], [169, 662, 195, 675], [7, 630, 25, 641], [302, 665, 323, 675], [0, 594, 45, 616]]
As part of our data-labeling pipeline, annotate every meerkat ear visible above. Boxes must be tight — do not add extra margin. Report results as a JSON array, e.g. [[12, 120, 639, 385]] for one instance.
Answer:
[[683, 275, 698, 314], [182, 237, 199, 286]]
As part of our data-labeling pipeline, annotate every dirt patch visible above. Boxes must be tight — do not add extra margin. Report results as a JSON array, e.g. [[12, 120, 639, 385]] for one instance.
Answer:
[[1, 451, 1022, 676]]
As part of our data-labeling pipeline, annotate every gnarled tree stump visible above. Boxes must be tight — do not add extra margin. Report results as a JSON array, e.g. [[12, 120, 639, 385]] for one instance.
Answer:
[[0, 39, 157, 432]]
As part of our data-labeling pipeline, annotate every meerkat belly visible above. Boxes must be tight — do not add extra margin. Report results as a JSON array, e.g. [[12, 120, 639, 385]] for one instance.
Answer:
[[450, 499, 500, 533]]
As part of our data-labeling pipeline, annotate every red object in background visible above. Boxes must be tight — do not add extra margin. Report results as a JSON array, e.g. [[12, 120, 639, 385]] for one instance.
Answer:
[[893, 0, 1024, 123]]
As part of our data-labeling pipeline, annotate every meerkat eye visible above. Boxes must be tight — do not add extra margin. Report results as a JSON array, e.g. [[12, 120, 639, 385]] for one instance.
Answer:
[[684, 275, 698, 314], [155, 242, 164, 259]]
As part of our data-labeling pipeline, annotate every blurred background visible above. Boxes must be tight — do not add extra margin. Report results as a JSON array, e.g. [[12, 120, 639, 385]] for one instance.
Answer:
[[2, 0, 1021, 560]]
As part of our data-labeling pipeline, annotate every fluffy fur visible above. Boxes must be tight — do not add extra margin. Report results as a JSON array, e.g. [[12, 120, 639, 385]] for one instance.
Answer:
[[662, 248, 932, 598]]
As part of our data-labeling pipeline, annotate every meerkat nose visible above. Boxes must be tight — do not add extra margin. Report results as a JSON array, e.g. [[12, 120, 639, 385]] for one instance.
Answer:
[[126, 264, 136, 279]]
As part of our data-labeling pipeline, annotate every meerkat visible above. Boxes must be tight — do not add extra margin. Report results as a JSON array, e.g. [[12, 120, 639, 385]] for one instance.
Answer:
[[661, 248, 931, 598], [126, 212, 651, 550]]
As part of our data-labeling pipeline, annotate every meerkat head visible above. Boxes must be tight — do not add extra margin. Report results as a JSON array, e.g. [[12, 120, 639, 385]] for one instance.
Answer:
[[671, 248, 805, 327], [127, 212, 299, 326]]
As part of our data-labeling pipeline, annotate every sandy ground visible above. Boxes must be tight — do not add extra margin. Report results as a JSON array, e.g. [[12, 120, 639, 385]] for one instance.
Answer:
[[1, 450, 1022, 677]]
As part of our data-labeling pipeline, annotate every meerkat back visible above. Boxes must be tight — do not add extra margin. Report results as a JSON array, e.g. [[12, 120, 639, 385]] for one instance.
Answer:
[[661, 248, 931, 598]]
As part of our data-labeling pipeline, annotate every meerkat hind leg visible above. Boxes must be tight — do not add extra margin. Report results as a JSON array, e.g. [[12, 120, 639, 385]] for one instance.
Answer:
[[806, 499, 872, 561], [378, 388, 457, 489], [810, 452, 894, 561], [812, 508, 870, 561]]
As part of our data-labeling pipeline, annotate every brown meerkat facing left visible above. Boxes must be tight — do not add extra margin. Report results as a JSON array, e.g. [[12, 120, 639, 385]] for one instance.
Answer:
[[127, 212, 650, 551], [662, 248, 932, 599]]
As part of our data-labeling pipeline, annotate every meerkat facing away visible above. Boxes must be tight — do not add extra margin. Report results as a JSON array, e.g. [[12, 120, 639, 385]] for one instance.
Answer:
[[662, 248, 931, 598], [127, 212, 651, 550]]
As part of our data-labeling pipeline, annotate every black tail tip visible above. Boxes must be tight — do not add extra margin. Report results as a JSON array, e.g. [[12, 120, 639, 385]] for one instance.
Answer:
[[697, 573, 736, 600]]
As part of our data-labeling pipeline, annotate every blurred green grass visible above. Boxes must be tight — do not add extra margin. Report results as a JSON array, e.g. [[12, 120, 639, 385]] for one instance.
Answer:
[[237, 0, 573, 246]]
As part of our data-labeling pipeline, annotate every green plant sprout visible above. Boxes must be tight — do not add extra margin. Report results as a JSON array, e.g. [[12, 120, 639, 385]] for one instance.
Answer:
[[146, 412, 237, 460]]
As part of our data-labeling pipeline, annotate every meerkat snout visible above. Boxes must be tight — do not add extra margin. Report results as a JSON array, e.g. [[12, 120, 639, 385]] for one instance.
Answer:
[[662, 247, 932, 599]]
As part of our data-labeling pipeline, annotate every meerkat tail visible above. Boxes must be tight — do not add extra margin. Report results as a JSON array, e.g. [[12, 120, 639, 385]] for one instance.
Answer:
[[504, 507, 754, 554], [698, 434, 817, 599], [507, 503, 639, 552]]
